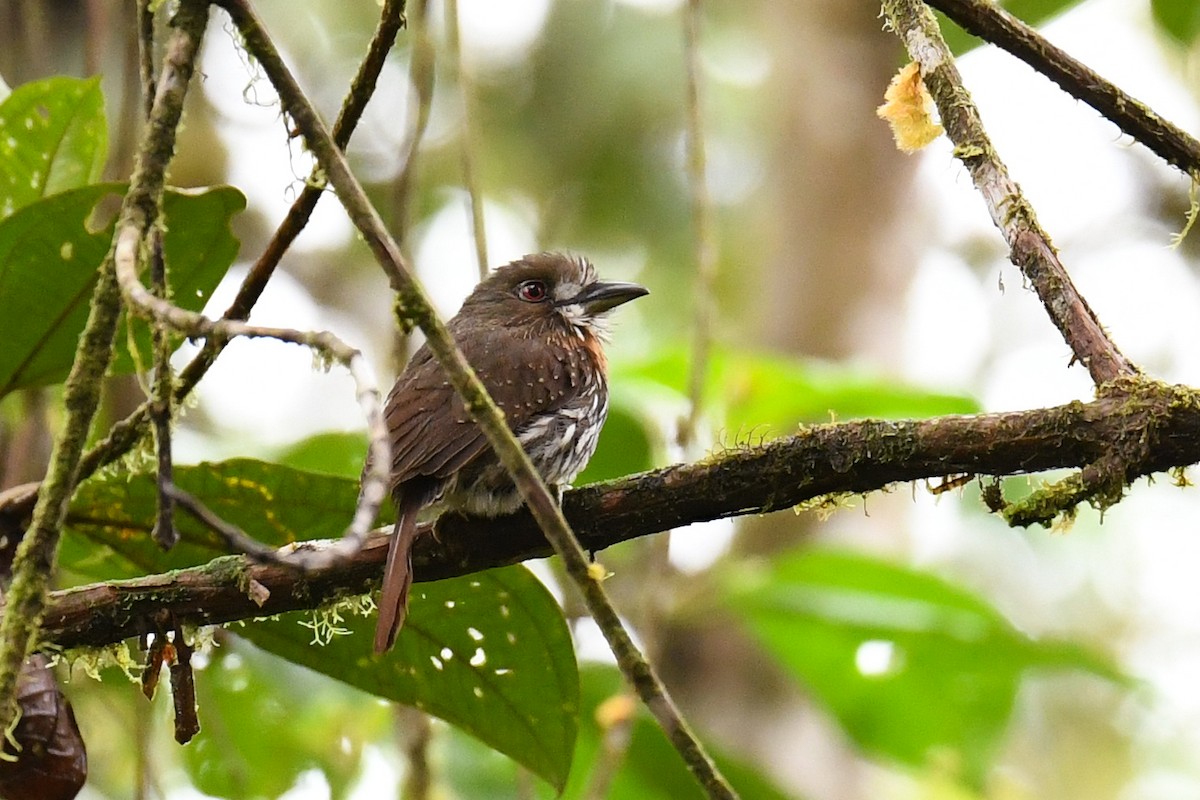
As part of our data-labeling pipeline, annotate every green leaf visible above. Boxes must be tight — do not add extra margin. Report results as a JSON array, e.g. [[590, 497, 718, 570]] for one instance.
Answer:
[[184, 640, 391, 800], [619, 346, 977, 436], [725, 549, 1124, 786], [0, 76, 107, 218], [63, 458, 579, 790], [0, 183, 244, 398], [62, 458, 372, 582], [273, 430, 369, 480], [439, 664, 797, 800], [1152, 0, 1200, 45], [237, 565, 579, 792]]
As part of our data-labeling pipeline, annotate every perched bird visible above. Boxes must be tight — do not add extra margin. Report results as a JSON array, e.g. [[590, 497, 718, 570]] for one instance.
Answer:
[[372, 252, 648, 653]]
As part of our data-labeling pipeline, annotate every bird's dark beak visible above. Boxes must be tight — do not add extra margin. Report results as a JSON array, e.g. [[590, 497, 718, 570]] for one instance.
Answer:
[[564, 281, 649, 314]]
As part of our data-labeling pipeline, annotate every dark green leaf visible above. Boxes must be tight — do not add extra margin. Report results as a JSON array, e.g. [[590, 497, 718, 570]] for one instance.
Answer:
[[62, 458, 374, 581], [1152, 0, 1200, 45], [63, 458, 579, 790], [725, 549, 1123, 786], [0, 76, 107, 218], [237, 565, 579, 792], [184, 640, 390, 800], [0, 183, 244, 397]]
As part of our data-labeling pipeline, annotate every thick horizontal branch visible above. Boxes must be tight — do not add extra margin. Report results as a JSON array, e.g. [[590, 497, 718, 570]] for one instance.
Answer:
[[40, 379, 1200, 650], [926, 0, 1200, 175]]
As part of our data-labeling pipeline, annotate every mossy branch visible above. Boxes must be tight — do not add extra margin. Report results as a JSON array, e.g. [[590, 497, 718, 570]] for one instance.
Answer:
[[0, 0, 210, 735], [36, 379, 1200, 649]]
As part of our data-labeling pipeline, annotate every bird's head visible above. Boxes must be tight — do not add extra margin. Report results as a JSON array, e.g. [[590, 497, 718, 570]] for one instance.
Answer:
[[462, 252, 648, 341]]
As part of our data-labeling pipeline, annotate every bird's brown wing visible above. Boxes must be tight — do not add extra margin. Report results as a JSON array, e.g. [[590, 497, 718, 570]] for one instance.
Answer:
[[384, 324, 587, 489]]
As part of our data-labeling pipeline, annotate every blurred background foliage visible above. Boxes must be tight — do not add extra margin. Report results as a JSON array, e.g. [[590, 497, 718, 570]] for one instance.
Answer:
[[2, 0, 1200, 798]]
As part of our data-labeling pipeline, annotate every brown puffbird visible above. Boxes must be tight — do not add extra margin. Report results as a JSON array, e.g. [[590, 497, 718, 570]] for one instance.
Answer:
[[371, 252, 648, 653]]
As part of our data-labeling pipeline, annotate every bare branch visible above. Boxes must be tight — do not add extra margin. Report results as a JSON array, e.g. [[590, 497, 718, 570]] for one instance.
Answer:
[[881, 0, 1138, 386], [113, 229, 393, 560], [926, 0, 1200, 176], [678, 0, 719, 453], [445, 0, 489, 279]]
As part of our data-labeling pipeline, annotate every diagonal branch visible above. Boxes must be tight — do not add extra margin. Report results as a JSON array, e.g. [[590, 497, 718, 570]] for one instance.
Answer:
[[926, 0, 1200, 176], [212, 3, 737, 795], [39, 379, 1200, 651], [882, 0, 1138, 386]]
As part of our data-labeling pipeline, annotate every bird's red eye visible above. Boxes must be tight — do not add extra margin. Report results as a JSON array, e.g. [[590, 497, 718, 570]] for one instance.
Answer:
[[517, 280, 548, 302]]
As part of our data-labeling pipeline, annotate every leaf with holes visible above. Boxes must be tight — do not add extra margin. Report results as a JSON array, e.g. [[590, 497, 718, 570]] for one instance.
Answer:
[[725, 549, 1125, 787], [236, 566, 579, 793], [63, 458, 579, 788], [0, 76, 107, 219], [0, 183, 244, 398]]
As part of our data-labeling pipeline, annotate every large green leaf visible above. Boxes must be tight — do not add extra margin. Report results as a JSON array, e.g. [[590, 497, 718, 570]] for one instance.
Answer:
[[63, 458, 579, 790], [725, 549, 1124, 787], [184, 641, 391, 800], [1152, 0, 1200, 45], [0, 183, 244, 397], [618, 346, 977, 436], [438, 664, 797, 800], [0, 76, 107, 219], [238, 565, 579, 792]]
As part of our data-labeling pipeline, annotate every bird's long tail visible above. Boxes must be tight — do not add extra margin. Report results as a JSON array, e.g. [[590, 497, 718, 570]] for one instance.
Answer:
[[374, 503, 418, 654]]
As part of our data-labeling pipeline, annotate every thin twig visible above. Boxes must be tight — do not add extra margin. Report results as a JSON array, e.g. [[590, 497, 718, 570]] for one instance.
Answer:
[[139, 2, 176, 551], [215, 2, 737, 795], [396, 707, 433, 800], [0, 0, 210, 736], [147, 233, 177, 551], [926, 0, 1200, 176], [163, 483, 296, 566], [445, 0, 488, 278], [678, 0, 718, 452], [141, 2, 174, 546], [392, 0, 434, 244], [113, 234, 392, 563], [882, 0, 1137, 386], [137, 0, 155, 121]]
